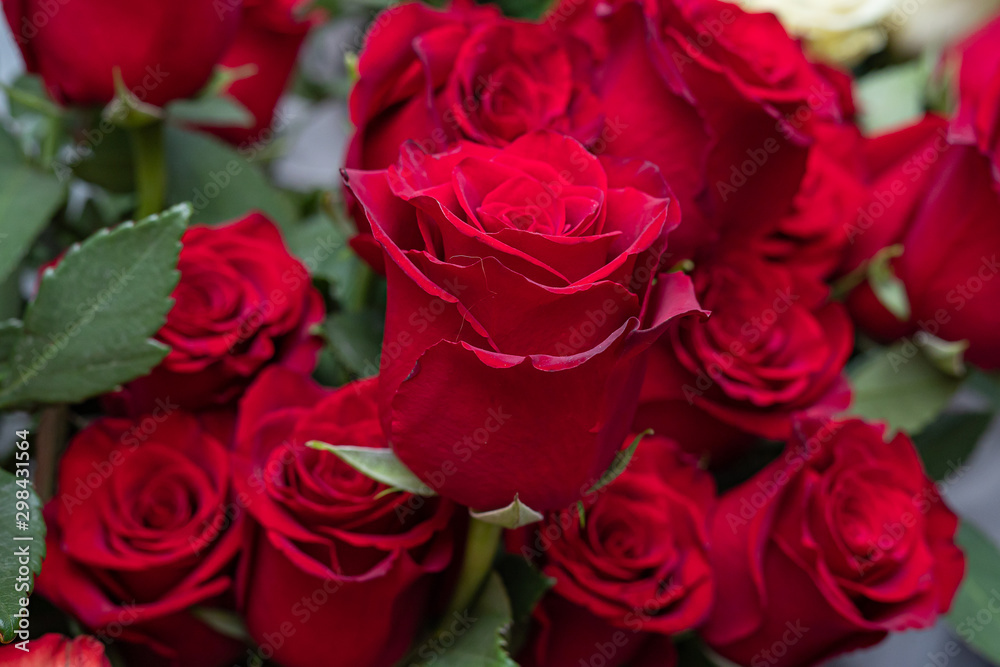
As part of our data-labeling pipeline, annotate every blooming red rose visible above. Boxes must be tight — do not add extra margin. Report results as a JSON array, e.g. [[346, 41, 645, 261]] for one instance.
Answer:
[[843, 115, 1000, 369], [0, 634, 111, 666], [574, 0, 849, 258], [208, 0, 318, 146], [343, 131, 702, 512], [516, 435, 714, 667], [344, 0, 605, 265], [233, 367, 458, 667], [702, 418, 965, 666], [950, 14, 1000, 188], [636, 253, 852, 461], [346, 1, 602, 172], [2, 0, 241, 107], [37, 414, 244, 667], [110, 212, 324, 414]]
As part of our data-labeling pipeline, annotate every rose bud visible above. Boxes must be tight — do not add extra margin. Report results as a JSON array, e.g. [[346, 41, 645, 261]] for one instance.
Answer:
[[36, 414, 245, 667], [702, 417, 965, 666], [233, 367, 458, 667], [843, 115, 1000, 369], [637, 253, 852, 462], [0, 634, 111, 666], [107, 212, 324, 414], [343, 131, 703, 512], [208, 0, 319, 146], [2, 0, 242, 107], [515, 435, 714, 667]]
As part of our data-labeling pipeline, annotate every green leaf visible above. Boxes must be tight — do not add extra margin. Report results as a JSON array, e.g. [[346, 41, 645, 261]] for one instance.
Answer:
[[0, 469, 46, 643], [191, 607, 251, 643], [2, 74, 61, 119], [166, 95, 255, 128], [967, 370, 1000, 409], [589, 429, 652, 494], [0, 321, 24, 365], [0, 205, 187, 408], [282, 212, 351, 289], [418, 572, 518, 667], [323, 310, 383, 378], [495, 554, 554, 654], [917, 334, 969, 378], [0, 162, 67, 283], [70, 123, 136, 194], [470, 494, 544, 529], [914, 412, 992, 481], [856, 57, 931, 134], [867, 245, 910, 321], [306, 442, 437, 496], [946, 522, 1000, 663], [487, 0, 554, 19], [847, 342, 961, 434], [163, 125, 296, 226]]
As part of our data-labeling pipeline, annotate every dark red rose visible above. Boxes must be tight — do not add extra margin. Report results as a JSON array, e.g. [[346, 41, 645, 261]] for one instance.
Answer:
[[753, 121, 868, 282], [347, 1, 602, 171], [2, 0, 241, 107], [0, 634, 111, 666], [578, 0, 849, 258], [110, 212, 324, 414], [636, 253, 852, 461], [516, 435, 713, 667], [345, 1, 605, 265], [343, 131, 703, 512], [950, 14, 1000, 188], [208, 0, 318, 146], [844, 114, 1000, 369], [233, 367, 458, 667], [702, 418, 965, 666], [36, 414, 244, 667]]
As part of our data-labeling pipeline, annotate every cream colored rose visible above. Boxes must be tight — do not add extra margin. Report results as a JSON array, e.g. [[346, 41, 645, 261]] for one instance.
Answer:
[[727, 0, 901, 65]]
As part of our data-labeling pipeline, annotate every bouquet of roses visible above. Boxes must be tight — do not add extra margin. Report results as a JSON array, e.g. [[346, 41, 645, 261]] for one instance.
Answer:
[[0, 0, 999, 665]]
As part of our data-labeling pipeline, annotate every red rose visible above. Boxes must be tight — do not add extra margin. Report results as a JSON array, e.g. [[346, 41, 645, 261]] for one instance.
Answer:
[[346, 1, 602, 171], [578, 0, 848, 258], [208, 0, 318, 146], [637, 254, 852, 461], [702, 418, 965, 666], [2, 0, 241, 107], [232, 367, 458, 667], [950, 15, 1000, 188], [110, 212, 324, 413], [343, 131, 702, 511], [345, 1, 604, 265], [753, 121, 868, 283], [36, 414, 244, 667], [516, 435, 713, 667], [0, 634, 110, 666], [844, 115, 1000, 368]]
